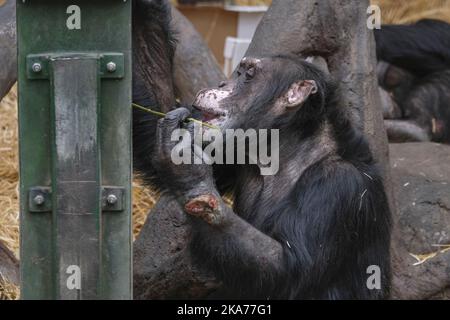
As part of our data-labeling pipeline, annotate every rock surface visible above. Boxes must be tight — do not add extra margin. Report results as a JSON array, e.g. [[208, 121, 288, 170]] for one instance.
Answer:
[[390, 143, 450, 299], [133, 193, 220, 299]]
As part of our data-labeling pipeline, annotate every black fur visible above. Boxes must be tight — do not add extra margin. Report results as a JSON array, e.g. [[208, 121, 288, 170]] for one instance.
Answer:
[[191, 57, 392, 299]]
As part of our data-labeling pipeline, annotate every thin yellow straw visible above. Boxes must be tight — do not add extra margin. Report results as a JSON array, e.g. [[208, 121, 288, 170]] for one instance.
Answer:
[[132, 103, 219, 130]]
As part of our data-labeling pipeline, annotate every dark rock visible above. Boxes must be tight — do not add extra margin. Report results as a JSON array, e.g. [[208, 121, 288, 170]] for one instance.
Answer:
[[391, 142, 450, 253], [133, 193, 220, 299], [390, 142, 450, 299], [0, 240, 19, 286]]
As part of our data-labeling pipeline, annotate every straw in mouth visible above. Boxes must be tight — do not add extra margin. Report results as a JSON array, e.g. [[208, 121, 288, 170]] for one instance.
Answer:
[[132, 103, 220, 130]]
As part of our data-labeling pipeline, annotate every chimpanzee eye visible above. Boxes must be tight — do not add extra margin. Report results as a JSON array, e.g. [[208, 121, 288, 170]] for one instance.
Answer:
[[245, 67, 255, 80]]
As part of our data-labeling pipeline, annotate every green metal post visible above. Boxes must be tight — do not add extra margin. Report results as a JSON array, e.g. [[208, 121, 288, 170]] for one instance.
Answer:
[[17, 0, 132, 299]]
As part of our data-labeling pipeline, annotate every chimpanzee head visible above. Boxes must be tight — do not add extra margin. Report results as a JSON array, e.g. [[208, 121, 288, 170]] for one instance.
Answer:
[[192, 55, 331, 133], [377, 61, 416, 105]]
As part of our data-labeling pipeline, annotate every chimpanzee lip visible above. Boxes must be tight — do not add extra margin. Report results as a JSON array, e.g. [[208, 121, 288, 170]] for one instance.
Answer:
[[192, 104, 226, 123], [192, 104, 226, 116]]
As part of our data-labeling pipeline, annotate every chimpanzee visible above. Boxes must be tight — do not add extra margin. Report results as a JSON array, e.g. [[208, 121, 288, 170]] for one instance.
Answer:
[[132, 0, 391, 299], [374, 19, 450, 142], [145, 55, 392, 299]]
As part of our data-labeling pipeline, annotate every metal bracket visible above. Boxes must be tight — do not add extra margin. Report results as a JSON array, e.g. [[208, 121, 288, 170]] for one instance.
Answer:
[[28, 187, 52, 213], [102, 186, 125, 212], [28, 186, 125, 213], [26, 53, 125, 80]]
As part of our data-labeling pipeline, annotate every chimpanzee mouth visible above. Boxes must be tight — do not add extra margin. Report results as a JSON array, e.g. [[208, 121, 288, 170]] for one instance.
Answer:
[[192, 105, 227, 126]]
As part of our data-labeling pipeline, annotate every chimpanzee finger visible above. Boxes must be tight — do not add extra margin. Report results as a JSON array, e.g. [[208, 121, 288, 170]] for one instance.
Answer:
[[160, 107, 191, 144], [165, 107, 191, 125]]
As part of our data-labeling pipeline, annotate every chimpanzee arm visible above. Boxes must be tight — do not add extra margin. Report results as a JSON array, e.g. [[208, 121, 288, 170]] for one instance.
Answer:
[[189, 193, 285, 289], [132, 73, 165, 188], [133, 0, 176, 112], [384, 119, 431, 142], [132, 0, 177, 187], [374, 20, 450, 76], [379, 87, 402, 119], [151, 108, 285, 293]]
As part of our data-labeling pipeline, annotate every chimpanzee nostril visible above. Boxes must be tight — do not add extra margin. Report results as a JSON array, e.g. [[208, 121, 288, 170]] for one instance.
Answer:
[[218, 81, 227, 88]]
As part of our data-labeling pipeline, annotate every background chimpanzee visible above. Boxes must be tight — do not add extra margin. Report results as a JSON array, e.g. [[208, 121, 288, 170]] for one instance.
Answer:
[[374, 19, 450, 142], [144, 55, 392, 299]]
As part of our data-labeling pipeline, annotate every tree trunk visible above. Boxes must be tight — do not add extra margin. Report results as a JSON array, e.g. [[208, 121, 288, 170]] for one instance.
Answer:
[[0, 0, 16, 100], [171, 7, 225, 104]]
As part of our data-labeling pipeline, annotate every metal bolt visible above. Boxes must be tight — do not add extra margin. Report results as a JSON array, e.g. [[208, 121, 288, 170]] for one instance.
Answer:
[[106, 62, 117, 73], [32, 63, 42, 73], [107, 194, 118, 205], [33, 195, 45, 206]]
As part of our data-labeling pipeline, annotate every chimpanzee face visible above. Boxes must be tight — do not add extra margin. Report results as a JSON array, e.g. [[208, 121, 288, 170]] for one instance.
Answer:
[[192, 56, 319, 133]]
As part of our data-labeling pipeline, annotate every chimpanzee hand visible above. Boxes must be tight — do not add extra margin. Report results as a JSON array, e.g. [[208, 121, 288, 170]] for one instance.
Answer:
[[152, 107, 219, 221]]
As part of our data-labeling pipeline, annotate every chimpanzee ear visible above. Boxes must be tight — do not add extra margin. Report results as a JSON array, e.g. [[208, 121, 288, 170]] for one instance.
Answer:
[[284, 80, 318, 109]]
